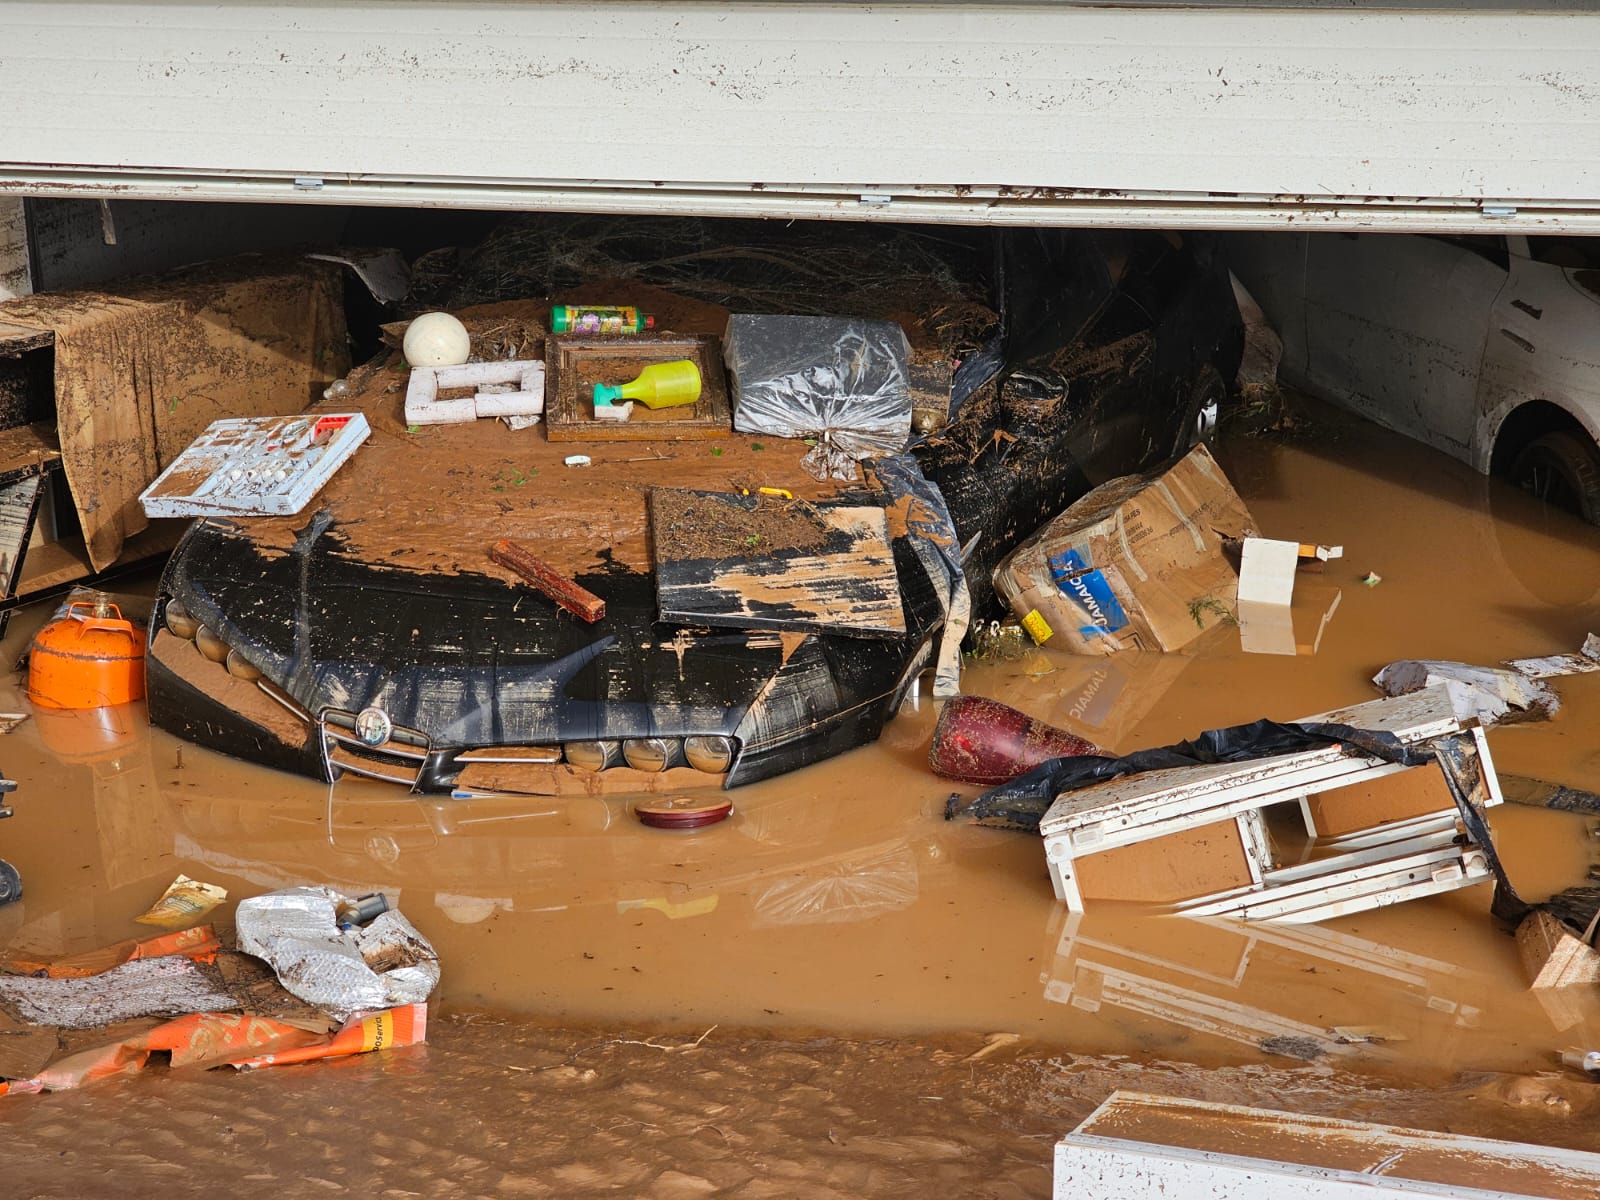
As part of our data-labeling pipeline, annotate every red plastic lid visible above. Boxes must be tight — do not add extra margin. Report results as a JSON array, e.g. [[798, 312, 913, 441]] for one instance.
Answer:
[[635, 797, 732, 830]]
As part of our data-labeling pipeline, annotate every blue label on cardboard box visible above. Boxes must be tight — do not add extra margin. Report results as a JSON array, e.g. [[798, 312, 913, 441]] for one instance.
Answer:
[[1048, 548, 1129, 635]]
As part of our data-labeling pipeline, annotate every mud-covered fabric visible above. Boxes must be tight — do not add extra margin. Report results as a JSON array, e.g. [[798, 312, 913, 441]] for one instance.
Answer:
[[0, 256, 348, 570]]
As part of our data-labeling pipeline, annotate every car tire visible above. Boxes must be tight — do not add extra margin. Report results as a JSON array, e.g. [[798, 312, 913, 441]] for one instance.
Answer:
[[0, 859, 19, 906], [1508, 431, 1600, 524], [1174, 364, 1226, 458]]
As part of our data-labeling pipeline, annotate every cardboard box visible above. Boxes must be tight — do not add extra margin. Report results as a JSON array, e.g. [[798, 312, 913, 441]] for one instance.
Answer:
[[993, 444, 1257, 655]]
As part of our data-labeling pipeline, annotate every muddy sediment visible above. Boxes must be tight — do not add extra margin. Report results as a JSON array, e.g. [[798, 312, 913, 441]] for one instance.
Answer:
[[650, 488, 835, 561], [7, 1012, 1600, 1199]]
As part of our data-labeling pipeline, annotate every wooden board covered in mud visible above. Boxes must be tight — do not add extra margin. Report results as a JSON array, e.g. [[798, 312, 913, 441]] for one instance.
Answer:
[[1056, 1090, 1600, 1198], [650, 488, 906, 639]]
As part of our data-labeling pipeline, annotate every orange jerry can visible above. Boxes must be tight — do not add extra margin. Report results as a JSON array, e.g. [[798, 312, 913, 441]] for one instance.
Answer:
[[28, 601, 147, 710]]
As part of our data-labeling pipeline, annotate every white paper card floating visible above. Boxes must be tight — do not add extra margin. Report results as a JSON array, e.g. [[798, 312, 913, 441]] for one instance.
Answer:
[[139, 413, 370, 518]]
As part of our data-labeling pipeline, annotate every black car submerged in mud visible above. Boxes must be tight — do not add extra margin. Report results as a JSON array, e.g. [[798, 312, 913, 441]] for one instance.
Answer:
[[147, 221, 1243, 795]]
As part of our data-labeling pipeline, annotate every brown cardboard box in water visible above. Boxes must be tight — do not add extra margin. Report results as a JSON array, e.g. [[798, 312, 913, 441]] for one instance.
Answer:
[[993, 444, 1257, 655]]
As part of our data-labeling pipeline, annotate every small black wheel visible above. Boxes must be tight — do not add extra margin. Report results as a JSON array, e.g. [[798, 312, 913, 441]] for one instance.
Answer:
[[1175, 364, 1227, 458], [1508, 431, 1600, 525], [0, 859, 19, 906]]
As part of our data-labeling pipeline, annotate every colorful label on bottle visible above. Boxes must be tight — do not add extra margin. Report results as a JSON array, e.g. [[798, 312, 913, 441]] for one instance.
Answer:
[[553, 305, 647, 334]]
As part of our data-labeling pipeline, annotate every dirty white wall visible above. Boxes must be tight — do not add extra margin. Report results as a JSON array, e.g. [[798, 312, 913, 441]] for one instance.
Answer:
[[0, 199, 30, 299], [2, 2, 1599, 231]]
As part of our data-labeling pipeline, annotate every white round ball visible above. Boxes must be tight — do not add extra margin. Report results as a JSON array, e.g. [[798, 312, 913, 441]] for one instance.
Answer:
[[403, 311, 471, 367]]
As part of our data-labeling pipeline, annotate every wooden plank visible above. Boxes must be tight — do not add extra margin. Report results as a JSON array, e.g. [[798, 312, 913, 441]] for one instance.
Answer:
[[489, 538, 605, 623], [544, 334, 730, 442], [1057, 1091, 1600, 1199], [1216, 825, 1459, 896], [1181, 843, 1490, 923], [14, 522, 183, 595], [1295, 688, 1464, 738], [651, 488, 905, 638], [0, 473, 43, 600], [0, 421, 61, 481], [0, 321, 52, 355]]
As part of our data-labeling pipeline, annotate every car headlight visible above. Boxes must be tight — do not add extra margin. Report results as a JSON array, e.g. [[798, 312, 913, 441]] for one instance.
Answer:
[[684, 735, 735, 773]]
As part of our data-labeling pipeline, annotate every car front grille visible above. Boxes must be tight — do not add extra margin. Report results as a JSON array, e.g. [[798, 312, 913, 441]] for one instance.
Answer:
[[319, 707, 431, 789]]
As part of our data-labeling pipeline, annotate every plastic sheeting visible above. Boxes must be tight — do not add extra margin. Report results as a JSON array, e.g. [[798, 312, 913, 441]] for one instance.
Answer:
[[869, 453, 969, 697], [234, 887, 440, 1022], [725, 315, 912, 481], [947, 719, 1433, 832]]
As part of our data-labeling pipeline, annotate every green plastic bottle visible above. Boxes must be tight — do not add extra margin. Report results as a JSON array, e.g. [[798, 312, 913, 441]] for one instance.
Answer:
[[593, 360, 702, 410], [550, 305, 656, 335]]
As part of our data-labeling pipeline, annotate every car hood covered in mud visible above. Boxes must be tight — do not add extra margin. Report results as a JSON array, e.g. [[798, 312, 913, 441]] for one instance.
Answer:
[[147, 218, 1242, 795]]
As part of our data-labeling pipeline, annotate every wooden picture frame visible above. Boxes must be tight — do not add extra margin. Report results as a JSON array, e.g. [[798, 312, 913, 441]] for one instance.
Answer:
[[543, 334, 732, 442]]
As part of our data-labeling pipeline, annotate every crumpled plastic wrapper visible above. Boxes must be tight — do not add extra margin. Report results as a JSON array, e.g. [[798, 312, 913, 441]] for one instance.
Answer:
[[725, 315, 912, 481], [234, 887, 440, 1022]]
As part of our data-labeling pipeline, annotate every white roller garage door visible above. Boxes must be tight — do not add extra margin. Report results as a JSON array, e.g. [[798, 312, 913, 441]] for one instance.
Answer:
[[2, 1, 1599, 231]]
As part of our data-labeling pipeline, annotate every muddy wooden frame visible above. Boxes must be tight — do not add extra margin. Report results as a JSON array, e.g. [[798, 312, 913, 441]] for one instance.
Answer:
[[1039, 687, 1502, 922], [1054, 1091, 1600, 1198], [543, 334, 731, 442]]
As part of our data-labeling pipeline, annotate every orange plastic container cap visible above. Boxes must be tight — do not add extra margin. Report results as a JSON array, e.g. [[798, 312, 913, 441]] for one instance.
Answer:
[[28, 601, 147, 710]]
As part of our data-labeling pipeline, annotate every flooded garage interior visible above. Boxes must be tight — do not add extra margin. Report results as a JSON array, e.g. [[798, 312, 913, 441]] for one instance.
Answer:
[[4, 202, 1600, 1194]]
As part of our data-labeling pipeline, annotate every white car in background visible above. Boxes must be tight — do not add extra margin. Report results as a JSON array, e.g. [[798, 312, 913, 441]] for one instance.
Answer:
[[1226, 232, 1600, 522]]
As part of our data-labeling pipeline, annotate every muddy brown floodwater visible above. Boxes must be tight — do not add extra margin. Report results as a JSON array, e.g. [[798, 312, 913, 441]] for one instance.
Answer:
[[6, 396, 1600, 1195]]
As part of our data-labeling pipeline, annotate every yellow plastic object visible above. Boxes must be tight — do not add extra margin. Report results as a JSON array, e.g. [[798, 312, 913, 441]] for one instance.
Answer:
[[593, 360, 702, 410], [28, 601, 147, 710]]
